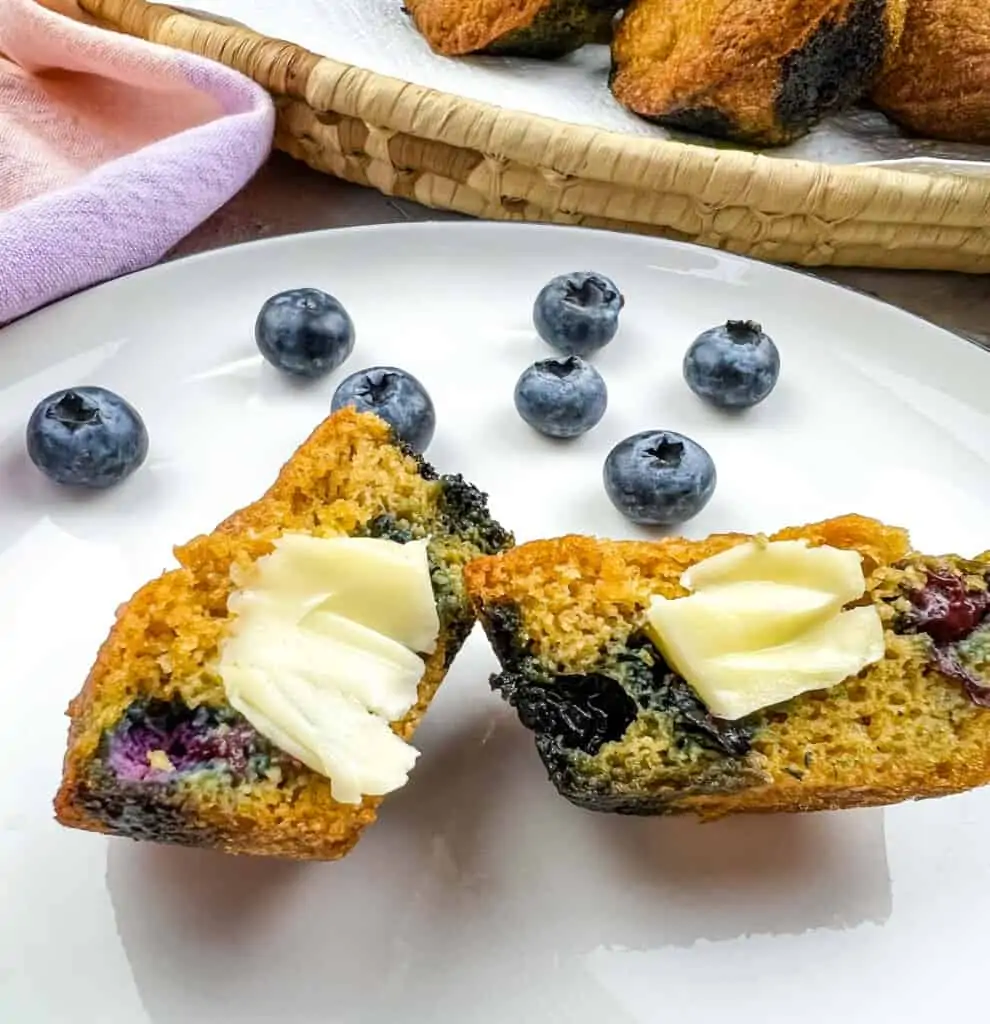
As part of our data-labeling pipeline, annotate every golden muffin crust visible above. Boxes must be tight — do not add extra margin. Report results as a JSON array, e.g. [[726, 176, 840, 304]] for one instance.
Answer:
[[406, 0, 621, 58], [610, 0, 908, 146], [871, 0, 990, 143]]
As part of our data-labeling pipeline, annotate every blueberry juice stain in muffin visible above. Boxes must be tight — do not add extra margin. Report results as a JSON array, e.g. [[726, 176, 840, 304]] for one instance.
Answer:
[[74, 698, 288, 846], [907, 570, 990, 645], [105, 699, 285, 785], [899, 565, 990, 705], [481, 602, 762, 813]]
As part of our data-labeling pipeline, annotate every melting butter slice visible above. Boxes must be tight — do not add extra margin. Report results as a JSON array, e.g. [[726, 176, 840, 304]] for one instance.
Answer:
[[218, 534, 440, 804], [652, 582, 843, 658], [235, 533, 441, 654], [646, 540, 885, 720], [225, 665, 419, 804], [681, 539, 866, 603]]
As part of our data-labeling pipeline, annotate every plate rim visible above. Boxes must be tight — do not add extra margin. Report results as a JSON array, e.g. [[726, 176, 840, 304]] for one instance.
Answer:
[[2, 220, 987, 359]]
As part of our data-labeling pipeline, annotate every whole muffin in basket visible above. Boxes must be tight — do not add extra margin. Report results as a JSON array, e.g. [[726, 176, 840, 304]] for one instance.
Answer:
[[610, 0, 908, 146], [870, 0, 990, 144], [406, 0, 621, 59]]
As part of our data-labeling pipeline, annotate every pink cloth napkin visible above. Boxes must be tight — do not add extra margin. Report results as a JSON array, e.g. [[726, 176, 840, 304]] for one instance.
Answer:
[[0, 0, 275, 325]]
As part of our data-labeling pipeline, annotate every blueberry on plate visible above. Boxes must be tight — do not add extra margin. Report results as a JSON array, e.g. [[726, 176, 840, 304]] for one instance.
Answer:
[[603, 430, 716, 526], [683, 320, 780, 409], [255, 288, 355, 378], [26, 386, 149, 489], [533, 272, 624, 357], [514, 355, 607, 439], [331, 366, 436, 453]]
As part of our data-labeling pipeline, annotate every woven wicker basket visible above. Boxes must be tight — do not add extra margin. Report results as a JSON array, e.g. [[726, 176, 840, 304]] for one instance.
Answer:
[[84, 0, 990, 272]]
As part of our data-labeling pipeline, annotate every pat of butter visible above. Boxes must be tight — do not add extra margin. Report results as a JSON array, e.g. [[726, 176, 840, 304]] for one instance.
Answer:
[[218, 535, 440, 804], [646, 539, 885, 720], [232, 533, 441, 654]]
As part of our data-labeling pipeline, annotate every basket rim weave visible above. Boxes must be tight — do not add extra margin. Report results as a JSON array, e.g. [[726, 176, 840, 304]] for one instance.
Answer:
[[81, 0, 990, 272]]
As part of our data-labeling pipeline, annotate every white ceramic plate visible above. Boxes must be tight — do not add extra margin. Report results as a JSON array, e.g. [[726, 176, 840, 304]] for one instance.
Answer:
[[2, 222, 989, 1024], [183, 0, 990, 170]]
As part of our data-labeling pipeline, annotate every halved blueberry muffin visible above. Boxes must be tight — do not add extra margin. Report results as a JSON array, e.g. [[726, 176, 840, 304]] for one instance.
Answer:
[[54, 409, 511, 859], [466, 515, 990, 817]]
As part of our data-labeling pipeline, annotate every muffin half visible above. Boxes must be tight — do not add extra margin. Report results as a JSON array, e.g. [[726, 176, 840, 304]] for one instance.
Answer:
[[54, 409, 511, 859], [466, 515, 990, 817]]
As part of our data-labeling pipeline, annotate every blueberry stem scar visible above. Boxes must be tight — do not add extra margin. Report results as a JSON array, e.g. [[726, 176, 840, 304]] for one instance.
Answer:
[[645, 437, 684, 465], [565, 277, 617, 308], [542, 356, 582, 378], [49, 390, 100, 428], [725, 320, 763, 343], [359, 371, 398, 403]]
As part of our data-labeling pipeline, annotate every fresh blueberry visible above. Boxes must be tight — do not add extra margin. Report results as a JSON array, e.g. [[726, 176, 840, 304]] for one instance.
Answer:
[[331, 366, 436, 453], [533, 272, 624, 357], [255, 288, 355, 378], [513, 356, 607, 439], [683, 320, 780, 409], [25, 386, 149, 489], [603, 430, 716, 526]]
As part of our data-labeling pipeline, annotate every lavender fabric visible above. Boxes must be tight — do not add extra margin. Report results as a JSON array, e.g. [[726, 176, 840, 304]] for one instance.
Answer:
[[0, 0, 276, 326]]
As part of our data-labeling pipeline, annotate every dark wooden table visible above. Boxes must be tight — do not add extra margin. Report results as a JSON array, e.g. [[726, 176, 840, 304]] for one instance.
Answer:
[[175, 152, 990, 350]]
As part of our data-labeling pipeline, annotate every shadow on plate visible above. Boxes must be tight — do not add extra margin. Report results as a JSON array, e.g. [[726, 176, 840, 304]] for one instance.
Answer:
[[108, 701, 891, 1023], [0, 428, 170, 550]]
